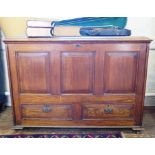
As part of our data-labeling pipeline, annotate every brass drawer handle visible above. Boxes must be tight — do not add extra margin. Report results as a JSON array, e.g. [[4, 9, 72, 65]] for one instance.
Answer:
[[42, 104, 51, 113], [104, 105, 113, 113], [75, 44, 81, 48]]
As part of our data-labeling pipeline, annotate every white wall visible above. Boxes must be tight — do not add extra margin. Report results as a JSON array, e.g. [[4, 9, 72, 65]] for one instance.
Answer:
[[0, 29, 11, 106], [126, 17, 155, 48], [127, 18, 155, 94], [127, 17, 155, 106]]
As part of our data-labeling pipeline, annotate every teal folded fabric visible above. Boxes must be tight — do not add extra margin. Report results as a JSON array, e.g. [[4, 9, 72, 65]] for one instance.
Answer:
[[52, 17, 127, 29]]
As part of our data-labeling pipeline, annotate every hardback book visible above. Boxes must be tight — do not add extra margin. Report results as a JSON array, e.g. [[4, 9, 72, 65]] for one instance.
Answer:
[[26, 26, 81, 37], [26, 27, 52, 37], [27, 20, 52, 28], [52, 26, 81, 36]]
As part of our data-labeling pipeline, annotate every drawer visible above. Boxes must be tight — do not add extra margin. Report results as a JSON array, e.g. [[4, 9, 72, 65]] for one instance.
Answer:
[[82, 103, 134, 120], [21, 104, 73, 120]]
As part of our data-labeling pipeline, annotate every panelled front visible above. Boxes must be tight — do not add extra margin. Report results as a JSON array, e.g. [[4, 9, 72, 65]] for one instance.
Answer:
[[6, 41, 149, 127], [10, 43, 141, 96]]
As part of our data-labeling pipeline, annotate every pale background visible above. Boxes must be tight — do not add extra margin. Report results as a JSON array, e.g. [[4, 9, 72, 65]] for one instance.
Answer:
[[126, 18, 155, 96]]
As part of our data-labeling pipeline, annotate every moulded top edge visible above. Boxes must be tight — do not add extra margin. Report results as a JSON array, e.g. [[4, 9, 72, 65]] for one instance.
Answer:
[[3, 36, 152, 43]]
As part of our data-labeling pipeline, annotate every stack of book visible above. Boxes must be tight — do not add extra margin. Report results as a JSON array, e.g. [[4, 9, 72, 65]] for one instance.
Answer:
[[26, 20, 81, 37]]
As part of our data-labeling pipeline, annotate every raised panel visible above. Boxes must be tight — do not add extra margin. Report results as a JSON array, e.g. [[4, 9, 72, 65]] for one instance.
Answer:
[[21, 104, 73, 120], [82, 103, 134, 120], [17, 52, 50, 93], [104, 51, 138, 93], [61, 52, 95, 94]]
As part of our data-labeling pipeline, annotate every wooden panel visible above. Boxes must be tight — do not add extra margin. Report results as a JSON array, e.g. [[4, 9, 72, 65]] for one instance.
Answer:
[[21, 119, 135, 127], [21, 104, 73, 120], [135, 44, 148, 125], [20, 94, 136, 103], [7, 45, 22, 124], [104, 51, 138, 93], [61, 52, 95, 94], [50, 51, 61, 95], [17, 52, 50, 93], [94, 50, 105, 95], [82, 103, 134, 120]]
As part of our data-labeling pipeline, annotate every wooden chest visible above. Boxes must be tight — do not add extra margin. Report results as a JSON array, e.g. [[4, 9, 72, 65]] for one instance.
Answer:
[[4, 37, 151, 129]]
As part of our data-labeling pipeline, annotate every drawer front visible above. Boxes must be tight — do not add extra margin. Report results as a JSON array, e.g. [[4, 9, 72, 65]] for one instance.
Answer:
[[21, 104, 73, 120], [82, 103, 134, 120]]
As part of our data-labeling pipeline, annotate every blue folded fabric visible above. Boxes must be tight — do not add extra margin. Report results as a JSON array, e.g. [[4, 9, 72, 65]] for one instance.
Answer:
[[80, 27, 131, 36]]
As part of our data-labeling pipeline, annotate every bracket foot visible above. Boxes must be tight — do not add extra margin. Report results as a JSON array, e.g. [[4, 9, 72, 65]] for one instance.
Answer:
[[132, 127, 144, 134], [12, 126, 24, 130]]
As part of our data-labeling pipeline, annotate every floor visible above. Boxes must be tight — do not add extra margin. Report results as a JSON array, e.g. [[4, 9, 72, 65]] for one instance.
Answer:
[[0, 107, 155, 138]]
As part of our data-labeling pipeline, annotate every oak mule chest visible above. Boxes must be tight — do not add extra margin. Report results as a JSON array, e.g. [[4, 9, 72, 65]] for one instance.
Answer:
[[4, 37, 151, 129]]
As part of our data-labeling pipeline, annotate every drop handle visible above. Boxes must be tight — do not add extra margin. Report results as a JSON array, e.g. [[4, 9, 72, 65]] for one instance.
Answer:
[[42, 104, 51, 113], [75, 44, 81, 47], [104, 105, 113, 113]]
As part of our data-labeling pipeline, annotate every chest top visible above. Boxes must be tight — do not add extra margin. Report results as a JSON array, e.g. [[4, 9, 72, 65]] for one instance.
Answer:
[[4, 36, 152, 44]]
